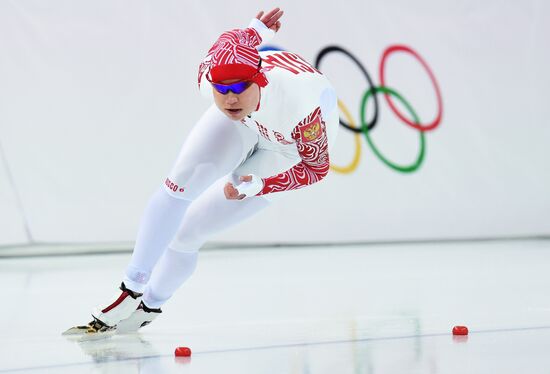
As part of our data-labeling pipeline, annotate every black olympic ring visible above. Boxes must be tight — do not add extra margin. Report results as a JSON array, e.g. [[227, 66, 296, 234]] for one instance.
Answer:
[[314, 46, 379, 133]]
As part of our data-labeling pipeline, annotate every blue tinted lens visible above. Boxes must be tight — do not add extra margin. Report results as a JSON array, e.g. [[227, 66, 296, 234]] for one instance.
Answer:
[[212, 81, 250, 95], [212, 84, 230, 94], [228, 81, 250, 94]]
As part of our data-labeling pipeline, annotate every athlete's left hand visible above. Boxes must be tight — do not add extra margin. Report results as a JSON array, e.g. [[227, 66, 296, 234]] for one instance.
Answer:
[[256, 8, 284, 32], [224, 175, 263, 200], [224, 181, 246, 200]]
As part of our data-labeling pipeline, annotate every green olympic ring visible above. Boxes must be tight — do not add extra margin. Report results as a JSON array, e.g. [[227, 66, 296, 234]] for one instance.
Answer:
[[361, 86, 426, 173]]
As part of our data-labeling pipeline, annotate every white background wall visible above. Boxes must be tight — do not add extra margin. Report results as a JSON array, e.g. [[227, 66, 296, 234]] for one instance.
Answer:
[[0, 152, 28, 245], [1, 0, 549, 247]]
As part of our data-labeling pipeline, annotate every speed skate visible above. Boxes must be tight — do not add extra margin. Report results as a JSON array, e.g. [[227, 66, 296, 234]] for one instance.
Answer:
[[62, 282, 161, 340], [62, 319, 117, 341]]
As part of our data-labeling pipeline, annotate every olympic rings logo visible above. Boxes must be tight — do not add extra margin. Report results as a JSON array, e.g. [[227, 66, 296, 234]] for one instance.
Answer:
[[260, 44, 443, 174]]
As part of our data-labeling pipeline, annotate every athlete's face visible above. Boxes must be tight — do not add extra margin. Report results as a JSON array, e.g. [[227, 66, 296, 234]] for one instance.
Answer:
[[212, 80, 260, 121]]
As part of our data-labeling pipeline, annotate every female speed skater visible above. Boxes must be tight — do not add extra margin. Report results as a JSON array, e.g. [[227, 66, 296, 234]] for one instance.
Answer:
[[64, 7, 339, 336]]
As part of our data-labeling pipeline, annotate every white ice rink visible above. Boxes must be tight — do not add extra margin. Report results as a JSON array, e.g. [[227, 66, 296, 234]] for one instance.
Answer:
[[1, 239, 550, 373]]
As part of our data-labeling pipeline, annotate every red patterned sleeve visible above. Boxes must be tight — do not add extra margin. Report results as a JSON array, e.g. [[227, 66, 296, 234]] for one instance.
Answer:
[[257, 107, 330, 196]]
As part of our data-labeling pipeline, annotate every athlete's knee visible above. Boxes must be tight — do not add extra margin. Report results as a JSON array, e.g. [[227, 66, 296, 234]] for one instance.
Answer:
[[163, 162, 219, 200], [169, 223, 207, 253], [169, 199, 229, 253]]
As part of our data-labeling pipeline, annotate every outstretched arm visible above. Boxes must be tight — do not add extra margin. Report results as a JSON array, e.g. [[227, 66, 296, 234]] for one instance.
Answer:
[[255, 8, 284, 32], [247, 7, 284, 46]]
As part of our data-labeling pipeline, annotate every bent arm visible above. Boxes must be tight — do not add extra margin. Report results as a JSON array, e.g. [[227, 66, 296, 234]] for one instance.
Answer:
[[258, 107, 330, 195]]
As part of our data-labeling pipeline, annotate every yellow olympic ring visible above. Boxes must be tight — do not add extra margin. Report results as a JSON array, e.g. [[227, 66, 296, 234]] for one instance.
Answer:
[[330, 100, 362, 174]]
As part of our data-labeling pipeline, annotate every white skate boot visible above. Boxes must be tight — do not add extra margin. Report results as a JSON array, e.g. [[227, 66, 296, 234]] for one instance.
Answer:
[[63, 282, 143, 338], [116, 301, 162, 334]]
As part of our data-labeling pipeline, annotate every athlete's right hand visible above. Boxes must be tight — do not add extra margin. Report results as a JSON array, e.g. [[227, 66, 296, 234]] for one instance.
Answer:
[[256, 8, 283, 32]]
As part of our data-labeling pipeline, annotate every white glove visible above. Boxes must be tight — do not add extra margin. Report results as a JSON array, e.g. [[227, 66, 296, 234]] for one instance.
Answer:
[[235, 174, 264, 197], [248, 18, 276, 46]]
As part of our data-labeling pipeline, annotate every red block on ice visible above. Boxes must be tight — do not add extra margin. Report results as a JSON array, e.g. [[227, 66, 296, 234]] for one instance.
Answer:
[[452, 326, 468, 335], [175, 347, 192, 357]]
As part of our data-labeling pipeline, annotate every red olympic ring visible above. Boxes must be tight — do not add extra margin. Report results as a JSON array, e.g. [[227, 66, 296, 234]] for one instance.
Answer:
[[379, 45, 443, 131]]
